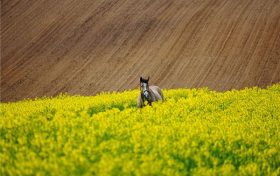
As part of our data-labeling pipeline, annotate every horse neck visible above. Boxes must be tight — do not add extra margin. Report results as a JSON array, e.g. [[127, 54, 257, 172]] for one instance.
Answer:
[[140, 88, 153, 102]]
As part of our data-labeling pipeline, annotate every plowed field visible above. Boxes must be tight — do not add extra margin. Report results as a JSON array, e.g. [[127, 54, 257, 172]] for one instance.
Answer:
[[1, 0, 280, 102]]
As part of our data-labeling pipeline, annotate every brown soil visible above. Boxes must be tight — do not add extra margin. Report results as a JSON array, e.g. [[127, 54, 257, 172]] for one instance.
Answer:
[[1, 0, 280, 102]]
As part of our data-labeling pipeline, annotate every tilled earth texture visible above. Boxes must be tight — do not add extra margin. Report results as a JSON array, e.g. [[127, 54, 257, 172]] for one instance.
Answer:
[[1, 0, 280, 102]]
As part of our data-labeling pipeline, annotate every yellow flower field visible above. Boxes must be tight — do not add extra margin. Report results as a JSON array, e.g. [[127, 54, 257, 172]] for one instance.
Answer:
[[1, 84, 280, 175]]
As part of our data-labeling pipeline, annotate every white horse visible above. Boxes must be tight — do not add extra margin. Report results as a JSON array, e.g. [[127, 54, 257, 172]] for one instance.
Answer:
[[137, 77, 164, 108]]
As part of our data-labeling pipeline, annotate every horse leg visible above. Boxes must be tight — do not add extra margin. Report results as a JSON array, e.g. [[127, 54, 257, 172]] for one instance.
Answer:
[[137, 95, 144, 108]]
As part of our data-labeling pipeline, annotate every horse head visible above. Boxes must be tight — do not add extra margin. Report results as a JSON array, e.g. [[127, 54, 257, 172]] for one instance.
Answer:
[[140, 76, 150, 101]]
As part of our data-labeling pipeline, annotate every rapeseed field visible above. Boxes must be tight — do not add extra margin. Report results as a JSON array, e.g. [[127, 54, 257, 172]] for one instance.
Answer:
[[1, 84, 280, 175]]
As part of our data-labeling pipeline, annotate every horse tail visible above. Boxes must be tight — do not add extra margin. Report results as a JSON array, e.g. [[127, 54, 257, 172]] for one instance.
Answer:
[[159, 88, 164, 101]]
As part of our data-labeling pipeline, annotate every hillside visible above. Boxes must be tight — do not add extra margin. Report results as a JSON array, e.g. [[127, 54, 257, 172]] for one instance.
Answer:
[[1, 0, 280, 102]]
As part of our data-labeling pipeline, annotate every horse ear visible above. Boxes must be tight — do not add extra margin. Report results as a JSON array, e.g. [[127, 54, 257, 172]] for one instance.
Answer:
[[147, 76, 150, 81], [140, 77, 143, 82]]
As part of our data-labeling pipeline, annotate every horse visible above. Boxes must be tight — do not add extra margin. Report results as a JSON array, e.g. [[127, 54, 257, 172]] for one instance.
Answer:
[[137, 77, 164, 108]]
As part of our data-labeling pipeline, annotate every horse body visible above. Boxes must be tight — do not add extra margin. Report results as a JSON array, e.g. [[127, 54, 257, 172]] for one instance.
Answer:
[[137, 77, 164, 108], [149, 85, 164, 101]]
